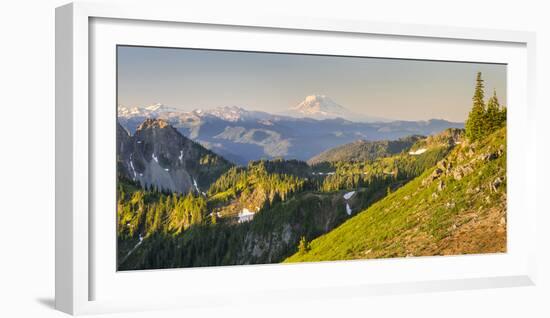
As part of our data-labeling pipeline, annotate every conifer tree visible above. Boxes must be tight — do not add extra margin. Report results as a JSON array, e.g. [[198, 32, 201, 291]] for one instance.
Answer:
[[486, 89, 502, 132], [465, 72, 488, 141], [498, 105, 507, 126], [210, 212, 217, 225], [298, 236, 310, 254]]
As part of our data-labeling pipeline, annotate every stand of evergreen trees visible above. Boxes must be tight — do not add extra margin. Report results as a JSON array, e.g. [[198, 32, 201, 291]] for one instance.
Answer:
[[319, 145, 451, 192], [117, 178, 208, 239], [207, 160, 307, 206], [116, 138, 459, 266], [465, 72, 507, 141]]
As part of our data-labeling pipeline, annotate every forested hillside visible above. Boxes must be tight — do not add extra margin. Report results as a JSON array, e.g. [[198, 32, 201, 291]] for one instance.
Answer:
[[117, 126, 459, 269], [315, 134, 455, 192], [307, 135, 423, 165]]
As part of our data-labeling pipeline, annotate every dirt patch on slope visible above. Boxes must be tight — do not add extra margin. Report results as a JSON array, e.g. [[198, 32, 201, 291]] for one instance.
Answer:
[[435, 206, 506, 255]]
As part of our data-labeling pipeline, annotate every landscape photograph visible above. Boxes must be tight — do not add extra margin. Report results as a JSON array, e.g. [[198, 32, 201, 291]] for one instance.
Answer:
[[116, 46, 507, 270]]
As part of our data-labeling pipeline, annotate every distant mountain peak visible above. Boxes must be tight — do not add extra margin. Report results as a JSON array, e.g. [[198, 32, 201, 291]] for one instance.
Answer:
[[203, 106, 250, 121], [189, 106, 274, 122], [216, 105, 245, 111], [304, 94, 337, 104], [286, 95, 386, 122], [118, 103, 177, 118], [290, 95, 347, 117], [143, 103, 164, 111], [136, 118, 171, 131], [302, 94, 330, 103]]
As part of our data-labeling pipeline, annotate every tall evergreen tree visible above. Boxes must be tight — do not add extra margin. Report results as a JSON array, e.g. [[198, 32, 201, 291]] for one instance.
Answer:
[[486, 89, 502, 132], [465, 73, 506, 142], [498, 105, 507, 126], [298, 236, 310, 254], [465, 72, 488, 141]]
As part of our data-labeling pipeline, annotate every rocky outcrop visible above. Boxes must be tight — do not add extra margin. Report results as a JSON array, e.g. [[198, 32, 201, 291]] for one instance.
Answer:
[[491, 177, 504, 192], [117, 119, 232, 193], [422, 139, 504, 186]]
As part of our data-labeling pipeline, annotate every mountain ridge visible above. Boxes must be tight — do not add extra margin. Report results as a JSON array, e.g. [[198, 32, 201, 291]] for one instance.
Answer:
[[308, 135, 424, 165], [118, 103, 464, 165], [117, 118, 232, 194]]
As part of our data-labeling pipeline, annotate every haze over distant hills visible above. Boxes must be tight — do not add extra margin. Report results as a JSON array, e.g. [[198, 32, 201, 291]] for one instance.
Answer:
[[118, 95, 464, 165]]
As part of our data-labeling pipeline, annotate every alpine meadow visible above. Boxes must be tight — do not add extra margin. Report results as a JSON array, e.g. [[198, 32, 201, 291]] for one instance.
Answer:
[[116, 46, 507, 270]]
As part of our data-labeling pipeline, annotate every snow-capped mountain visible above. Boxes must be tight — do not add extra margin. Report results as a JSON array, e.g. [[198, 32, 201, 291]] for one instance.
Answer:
[[117, 99, 464, 165], [288, 95, 350, 119], [195, 106, 273, 122], [118, 104, 272, 122], [118, 96, 382, 123], [118, 103, 177, 118], [285, 95, 385, 122]]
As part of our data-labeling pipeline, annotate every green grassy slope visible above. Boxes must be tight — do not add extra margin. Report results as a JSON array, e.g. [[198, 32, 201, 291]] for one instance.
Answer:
[[285, 127, 506, 263]]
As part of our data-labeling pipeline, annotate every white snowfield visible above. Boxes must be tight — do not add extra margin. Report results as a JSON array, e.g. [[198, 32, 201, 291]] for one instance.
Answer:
[[343, 191, 356, 200], [312, 171, 336, 176], [238, 208, 255, 223], [125, 234, 144, 259], [409, 148, 427, 155], [346, 203, 352, 215], [343, 191, 355, 215], [152, 153, 159, 163], [193, 178, 200, 192], [178, 150, 183, 161], [129, 160, 137, 180]]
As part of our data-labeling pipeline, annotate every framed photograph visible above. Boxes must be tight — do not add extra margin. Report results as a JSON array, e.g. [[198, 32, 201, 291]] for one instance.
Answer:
[[56, 2, 537, 315]]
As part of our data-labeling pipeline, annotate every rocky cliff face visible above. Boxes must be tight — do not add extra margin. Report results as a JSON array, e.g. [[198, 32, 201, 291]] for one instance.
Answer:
[[117, 119, 232, 194]]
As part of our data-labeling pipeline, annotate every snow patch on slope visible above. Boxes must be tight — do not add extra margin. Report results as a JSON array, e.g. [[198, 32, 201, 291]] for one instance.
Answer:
[[346, 203, 352, 215], [409, 148, 427, 155], [238, 208, 255, 223], [343, 191, 356, 200]]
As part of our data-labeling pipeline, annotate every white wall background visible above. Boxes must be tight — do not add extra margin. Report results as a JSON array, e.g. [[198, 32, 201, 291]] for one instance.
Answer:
[[0, 0, 548, 317]]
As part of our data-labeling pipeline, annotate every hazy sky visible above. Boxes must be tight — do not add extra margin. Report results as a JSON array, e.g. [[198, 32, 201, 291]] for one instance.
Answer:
[[117, 45, 507, 122]]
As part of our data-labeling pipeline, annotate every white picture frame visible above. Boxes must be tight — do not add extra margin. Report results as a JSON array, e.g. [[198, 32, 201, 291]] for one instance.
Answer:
[[55, 2, 537, 315]]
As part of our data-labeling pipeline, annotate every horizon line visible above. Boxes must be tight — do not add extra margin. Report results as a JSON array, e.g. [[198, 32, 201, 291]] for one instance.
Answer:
[[116, 106, 466, 124]]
